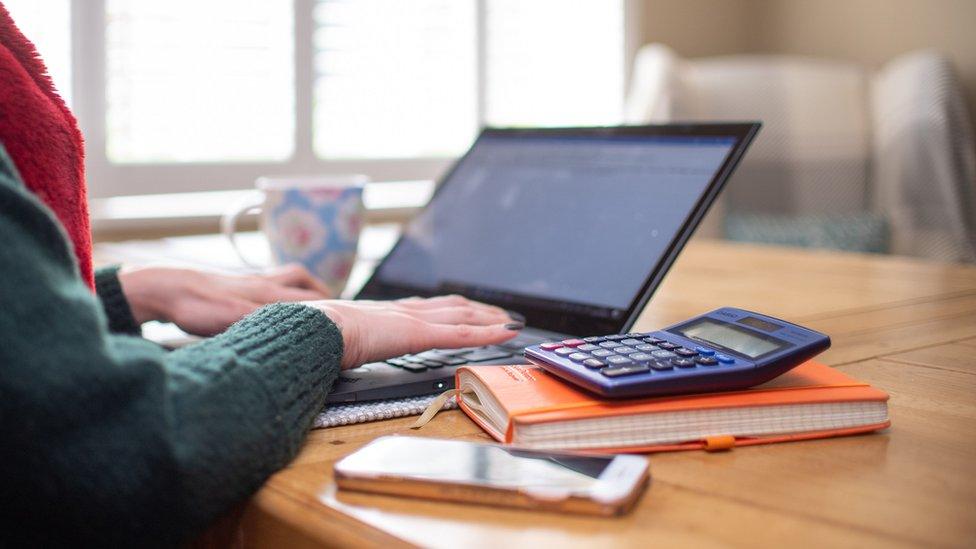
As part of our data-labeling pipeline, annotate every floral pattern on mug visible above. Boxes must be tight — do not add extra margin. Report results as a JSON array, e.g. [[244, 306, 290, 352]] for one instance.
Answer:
[[305, 188, 344, 204], [335, 195, 364, 243], [316, 251, 357, 288], [262, 182, 365, 293], [274, 207, 329, 260]]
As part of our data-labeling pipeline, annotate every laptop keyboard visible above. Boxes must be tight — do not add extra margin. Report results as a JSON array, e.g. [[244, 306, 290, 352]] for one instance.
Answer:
[[378, 333, 549, 373]]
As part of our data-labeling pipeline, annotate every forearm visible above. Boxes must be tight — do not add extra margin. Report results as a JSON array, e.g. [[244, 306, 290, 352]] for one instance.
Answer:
[[94, 264, 142, 334], [2, 301, 342, 546], [163, 303, 344, 539], [0, 154, 343, 545]]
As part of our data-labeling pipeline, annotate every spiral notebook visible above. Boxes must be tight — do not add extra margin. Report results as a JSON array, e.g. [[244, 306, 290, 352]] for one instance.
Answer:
[[314, 393, 457, 429]]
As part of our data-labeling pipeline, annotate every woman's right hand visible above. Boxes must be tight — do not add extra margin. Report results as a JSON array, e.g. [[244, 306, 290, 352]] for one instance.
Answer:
[[304, 295, 524, 370]]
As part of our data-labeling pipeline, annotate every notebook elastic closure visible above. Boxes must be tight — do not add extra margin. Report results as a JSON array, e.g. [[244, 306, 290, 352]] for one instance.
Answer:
[[411, 388, 465, 429]]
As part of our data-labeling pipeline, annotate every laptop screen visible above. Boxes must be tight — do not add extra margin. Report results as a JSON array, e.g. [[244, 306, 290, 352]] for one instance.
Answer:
[[361, 125, 759, 335]]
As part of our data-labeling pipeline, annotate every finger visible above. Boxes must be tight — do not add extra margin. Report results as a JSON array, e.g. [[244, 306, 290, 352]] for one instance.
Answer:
[[172, 297, 261, 337], [396, 294, 510, 317], [223, 298, 264, 323], [253, 285, 329, 304], [402, 306, 512, 326], [415, 321, 522, 352], [267, 264, 332, 297]]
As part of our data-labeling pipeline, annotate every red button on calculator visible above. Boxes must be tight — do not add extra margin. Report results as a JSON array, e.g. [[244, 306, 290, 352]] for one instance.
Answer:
[[561, 339, 585, 347], [540, 343, 563, 351]]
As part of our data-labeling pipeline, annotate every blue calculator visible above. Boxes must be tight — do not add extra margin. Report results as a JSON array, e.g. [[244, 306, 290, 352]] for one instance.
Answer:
[[524, 307, 830, 398]]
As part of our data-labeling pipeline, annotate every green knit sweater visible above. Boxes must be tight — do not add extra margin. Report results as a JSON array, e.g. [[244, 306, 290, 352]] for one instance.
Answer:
[[0, 146, 344, 547]]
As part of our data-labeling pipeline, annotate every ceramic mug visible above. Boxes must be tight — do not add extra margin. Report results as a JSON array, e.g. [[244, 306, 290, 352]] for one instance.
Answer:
[[221, 175, 368, 294]]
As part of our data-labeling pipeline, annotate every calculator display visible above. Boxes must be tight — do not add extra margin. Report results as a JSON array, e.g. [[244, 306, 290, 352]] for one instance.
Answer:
[[678, 319, 784, 358]]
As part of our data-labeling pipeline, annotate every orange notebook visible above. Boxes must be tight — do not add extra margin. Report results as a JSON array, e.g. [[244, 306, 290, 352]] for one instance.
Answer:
[[454, 362, 889, 453]]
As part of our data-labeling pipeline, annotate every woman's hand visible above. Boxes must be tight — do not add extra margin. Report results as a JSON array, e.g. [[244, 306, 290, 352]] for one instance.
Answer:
[[118, 264, 331, 336], [304, 295, 523, 369]]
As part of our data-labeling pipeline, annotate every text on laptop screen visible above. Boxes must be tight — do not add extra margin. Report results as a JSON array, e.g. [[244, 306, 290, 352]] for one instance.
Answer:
[[373, 133, 736, 313]]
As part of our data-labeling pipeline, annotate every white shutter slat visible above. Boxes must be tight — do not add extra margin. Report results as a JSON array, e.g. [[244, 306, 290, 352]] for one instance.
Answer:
[[313, 0, 478, 160], [3, 0, 72, 106], [105, 0, 294, 163], [485, 0, 624, 127]]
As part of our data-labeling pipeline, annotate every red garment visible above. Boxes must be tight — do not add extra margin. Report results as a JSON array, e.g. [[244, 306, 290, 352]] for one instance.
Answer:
[[0, 4, 93, 289]]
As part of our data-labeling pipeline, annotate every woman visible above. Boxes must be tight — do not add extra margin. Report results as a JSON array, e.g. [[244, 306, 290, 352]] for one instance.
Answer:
[[0, 6, 521, 546]]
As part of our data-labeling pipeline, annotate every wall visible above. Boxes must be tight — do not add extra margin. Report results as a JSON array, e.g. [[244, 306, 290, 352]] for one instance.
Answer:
[[755, 0, 976, 124], [640, 0, 976, 121], [639, 0, 756, 58]]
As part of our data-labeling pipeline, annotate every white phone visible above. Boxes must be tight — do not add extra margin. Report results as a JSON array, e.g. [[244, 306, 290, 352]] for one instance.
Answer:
[[334, 436, 650, 516]]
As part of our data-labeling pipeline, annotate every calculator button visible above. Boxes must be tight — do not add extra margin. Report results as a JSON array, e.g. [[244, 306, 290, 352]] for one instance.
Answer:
[[405, 356, 427, 363], [614, 346, 637, 355], [600, 364, 651, 377], [657, 342, 679, 350], [387, 358, 409, 367], [554, 347, 576, 356], [583, 336, 605, 343], [540, 342, 563, 351], [649, 360, 674, 371], [606, 335, 630, 341], [422, 360, 445, 368], [674, 348, 698, 357], [561, 339, 585, 347], [582, 358, 606, 369], [441, 357, 467, 366], [599, 341, 622, 349], [628, 352, 655, 362], [696, 356, 719, 366], [577, 344, 600, 352], [400, 362, 427, 372], [643, 337, 665, 345], [671, 357, 696, 368], [620, 338, 643, 346], [651, 349, 676, 359], [568, 352, 591, 362], [591, 349, 614, 358], [635, 343, 657, 352], [715, 354, 735, 364], [695, 346, 715, 356], [606, 355, 633, 366]]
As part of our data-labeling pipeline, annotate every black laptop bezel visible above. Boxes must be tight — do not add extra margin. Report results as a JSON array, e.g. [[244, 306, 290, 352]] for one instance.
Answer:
[[356, 123, 762, 336]]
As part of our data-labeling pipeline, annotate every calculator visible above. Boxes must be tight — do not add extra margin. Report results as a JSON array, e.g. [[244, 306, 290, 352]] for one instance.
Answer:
[[524, 307, 830, 398]]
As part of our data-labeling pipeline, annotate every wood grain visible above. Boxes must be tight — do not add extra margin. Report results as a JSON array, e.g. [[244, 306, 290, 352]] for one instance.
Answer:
[[245, 353, 976, 548], [95, 236, 976, 547]]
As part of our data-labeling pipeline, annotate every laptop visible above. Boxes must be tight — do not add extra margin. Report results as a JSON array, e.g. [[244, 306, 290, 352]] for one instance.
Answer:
[[329, 123, 761, 402]]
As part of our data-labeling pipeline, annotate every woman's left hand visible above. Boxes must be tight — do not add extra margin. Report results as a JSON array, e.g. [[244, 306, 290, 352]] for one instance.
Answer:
[[118, 264, 332, 336]]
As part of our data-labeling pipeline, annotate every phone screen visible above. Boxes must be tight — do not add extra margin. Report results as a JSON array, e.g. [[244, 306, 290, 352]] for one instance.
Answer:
[[336, 437, 615, 492]]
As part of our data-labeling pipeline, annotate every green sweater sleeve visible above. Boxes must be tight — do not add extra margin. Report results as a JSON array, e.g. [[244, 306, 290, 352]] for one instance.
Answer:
[[0, 148, 343, 547], [94, 264, 142, 335]]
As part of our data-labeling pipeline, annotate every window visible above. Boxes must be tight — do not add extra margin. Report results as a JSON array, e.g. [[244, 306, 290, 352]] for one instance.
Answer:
[[313, 0, 478, 159], [105, 0, 295, 163], [4, 0, 635, 197], [3, 0, 72, 106], [484, 0, 625, 127]]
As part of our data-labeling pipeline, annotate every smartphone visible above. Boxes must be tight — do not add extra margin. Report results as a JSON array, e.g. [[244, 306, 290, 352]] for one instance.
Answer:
[[333, 436, 650, 516]]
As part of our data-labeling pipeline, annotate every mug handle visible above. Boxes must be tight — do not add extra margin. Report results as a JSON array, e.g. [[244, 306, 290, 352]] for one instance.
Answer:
[[220, 192, 265, 269]]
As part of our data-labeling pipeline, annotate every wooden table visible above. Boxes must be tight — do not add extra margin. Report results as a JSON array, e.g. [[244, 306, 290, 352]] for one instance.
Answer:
[[100, 237, 976, 547]]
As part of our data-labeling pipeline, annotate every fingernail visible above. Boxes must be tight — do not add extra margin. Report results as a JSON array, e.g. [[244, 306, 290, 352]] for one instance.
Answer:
[[504, 322, 524, 331], [507, 311, 526, 323]]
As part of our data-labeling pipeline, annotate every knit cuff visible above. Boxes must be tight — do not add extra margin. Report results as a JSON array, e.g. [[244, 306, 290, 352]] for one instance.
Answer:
[[215, 303, 344, 434], [94, 265, 142, 335]]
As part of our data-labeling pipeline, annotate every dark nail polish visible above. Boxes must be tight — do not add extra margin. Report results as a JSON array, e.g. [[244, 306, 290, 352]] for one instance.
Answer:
[[504, 322, 525, 331], [507, 311, 526, 323]]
